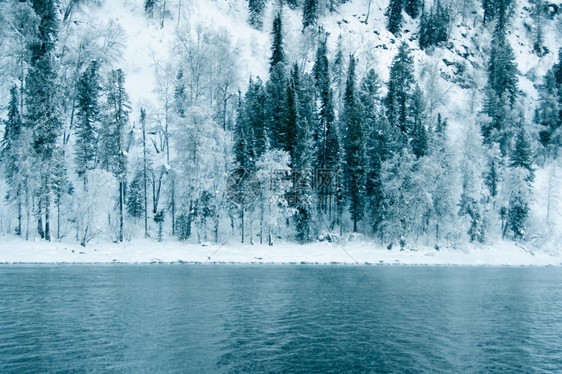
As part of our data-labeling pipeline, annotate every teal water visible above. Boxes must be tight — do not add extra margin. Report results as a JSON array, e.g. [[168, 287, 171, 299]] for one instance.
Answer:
[[0, 265, 561, 373]]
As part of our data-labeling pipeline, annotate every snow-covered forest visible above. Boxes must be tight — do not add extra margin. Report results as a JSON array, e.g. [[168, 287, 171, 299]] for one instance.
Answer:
[[0, 0, 561, 251]]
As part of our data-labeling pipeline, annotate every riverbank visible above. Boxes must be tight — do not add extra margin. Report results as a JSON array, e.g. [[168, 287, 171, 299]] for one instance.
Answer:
[[0, 237, 560, 266]]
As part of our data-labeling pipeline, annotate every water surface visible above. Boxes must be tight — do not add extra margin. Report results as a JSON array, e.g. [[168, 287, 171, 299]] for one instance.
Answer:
[[0, 265, 561, 372]]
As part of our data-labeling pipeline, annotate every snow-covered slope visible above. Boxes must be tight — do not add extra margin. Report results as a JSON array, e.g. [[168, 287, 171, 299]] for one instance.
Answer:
[[68, 0, 561, 134], [0, 0, 561, 260]]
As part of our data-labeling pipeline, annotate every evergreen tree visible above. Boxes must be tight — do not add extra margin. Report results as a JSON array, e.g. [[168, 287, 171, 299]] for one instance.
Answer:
[[285, 64, 300, 162], [510, 128, 534, 181], [234, 93, 255, 170], [127, 173, 144, 218], [248, 0, 266, 29], [485, 157, 499, 198], [386, 0, 404, 35], [342, 55, 365, 232], [482, 9, 518, 150], [331, 35, 346, 105], [404, 0, 422, 19], [482, 0, 497, 24], [537, 50, 562, 156], [103, 69, 131, 242], [410, 85, 428, 158], [292, 70, 317, 243], [144, 0, 156, 16], [270, 12, 285, 72], [75, 60, 101, 182], [506, 167, 530, 239], [174, 69, 187, 118], [359, 69, 387, 235], [386, 42, 415, 136], [26, 0, 61, 241], [265, 63, 289, 151], [419, 0, 450, 50], [244, 77, 267, 158], [1, 86, 26, 236], [286, 0, 299, 9], [488, 17, 518, 105], [533, 0, 545, 56], [313, 33, 339, 170], [303, 0, 318, 29]]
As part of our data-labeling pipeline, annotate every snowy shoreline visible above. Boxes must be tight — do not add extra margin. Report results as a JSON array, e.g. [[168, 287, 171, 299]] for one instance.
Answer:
[[0, 238, 560, 266]]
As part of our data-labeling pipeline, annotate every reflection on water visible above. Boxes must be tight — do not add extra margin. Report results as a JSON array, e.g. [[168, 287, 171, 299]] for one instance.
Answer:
[[0, 265, 561, 373]]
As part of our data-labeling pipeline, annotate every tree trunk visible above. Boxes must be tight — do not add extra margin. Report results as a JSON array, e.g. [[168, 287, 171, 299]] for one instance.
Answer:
[[171, 175, 175, 236], [119, 181, 124, 242], [16, 201, 22, 236], [45, 195, 50, 242], [142, 115, 148, 238], [241, 207, 245, 243], [25, 177, 30, 240], [57, 197, 61, 239]]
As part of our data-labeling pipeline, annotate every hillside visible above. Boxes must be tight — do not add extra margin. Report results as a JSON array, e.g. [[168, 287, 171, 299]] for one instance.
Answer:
[[0, 0, 561, 258]]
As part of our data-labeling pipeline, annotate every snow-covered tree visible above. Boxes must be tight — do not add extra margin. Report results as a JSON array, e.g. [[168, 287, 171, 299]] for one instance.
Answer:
[[101, 69, 130, 242], [386, 0, 404, 35], [270, 12, 285, 72], [386, 42, 416, 137], [303, 0, 318, 30], [342, 55, 365, 232], [1, 86, 30, 237], [74, 60, 101, 183]]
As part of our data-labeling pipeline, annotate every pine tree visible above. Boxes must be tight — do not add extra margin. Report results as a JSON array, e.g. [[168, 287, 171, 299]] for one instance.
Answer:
[[75, 60, 101, 182], [342, 55, 365, 232], [292, 69, 317, 243], [234, 93, 255, 170], [285, 64, 300, 163], [1, 86, 26, 236], [533, 0, 545, 56], [537, 50, 562, 156], [265, 63, 289, 151], [144, 0, 156, 16], [174, 69, 187, 118], [331, 35, 346, 104], [248, 0, 266, 29], [314, 33, 338, 169], [488, 16, 518, 105], [386, 42, 415, 136], [127, 173, 144, 218], [244, 77, 267, 158], [270, 12, 285, 72], [359, 69, 386, 235], [482, 7, 518, 150], [510, 128, 534, 181], [303, 0, 318, 30], [103, 69, 131, 242], [419, 0, 450, 50], [386, 0, 404, 35], [286, 0, 299, 9], [404, 0, 422, 19], [26, 0, 61, 241], [410, 86, 428, 158], [482, 0, 496, 24], [506, 167, 530, 239], [485, 157, 499, 198]]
